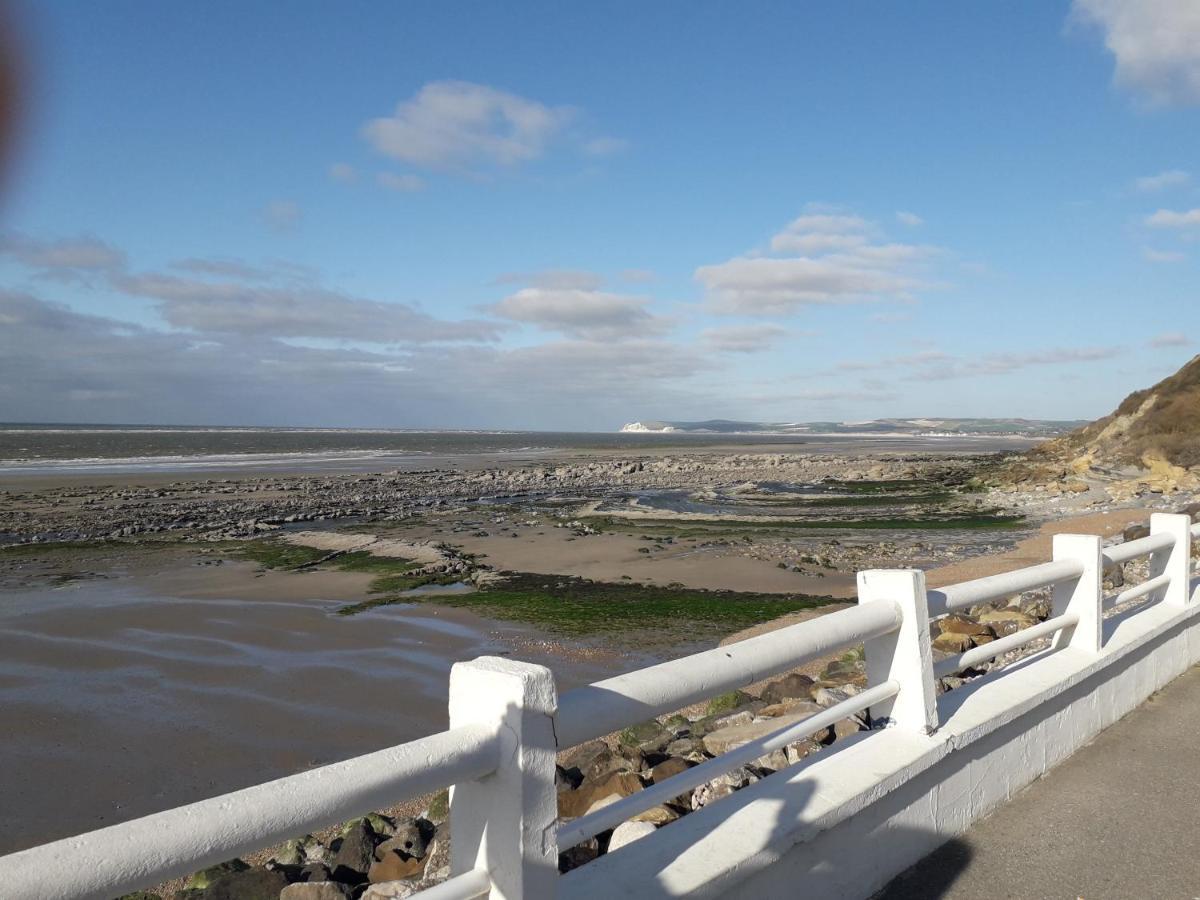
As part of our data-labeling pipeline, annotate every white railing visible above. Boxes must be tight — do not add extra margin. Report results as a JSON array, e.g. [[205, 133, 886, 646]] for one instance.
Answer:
[[0, 511, 1195, 900]]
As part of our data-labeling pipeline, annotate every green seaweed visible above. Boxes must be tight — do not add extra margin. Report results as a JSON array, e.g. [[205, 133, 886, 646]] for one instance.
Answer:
[[391, 572, 841, 639]]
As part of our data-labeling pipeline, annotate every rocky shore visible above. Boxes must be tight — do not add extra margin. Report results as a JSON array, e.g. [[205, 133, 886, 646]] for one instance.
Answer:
[[0, 452, 988, 545]]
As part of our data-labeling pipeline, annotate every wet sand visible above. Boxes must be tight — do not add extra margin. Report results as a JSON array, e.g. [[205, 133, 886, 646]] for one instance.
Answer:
[[452, 527, 859, 597], [0, 558, 645, 854]]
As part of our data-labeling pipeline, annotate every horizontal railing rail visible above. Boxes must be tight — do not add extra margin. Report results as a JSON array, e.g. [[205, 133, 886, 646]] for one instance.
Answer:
[[0, 723, 500, 900], [926, 559, 1084, 617], [1102, 531, 1174, 565], [556, 681, 899, 850], [932, 613, 1079, 678], [0, 508, 1194, 900], [1105, 572, 1173, 610], [555, 599, 902, 748]]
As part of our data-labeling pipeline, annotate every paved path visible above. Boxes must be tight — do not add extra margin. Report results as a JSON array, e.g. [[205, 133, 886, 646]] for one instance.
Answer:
[[878, 664, 1200, 900]]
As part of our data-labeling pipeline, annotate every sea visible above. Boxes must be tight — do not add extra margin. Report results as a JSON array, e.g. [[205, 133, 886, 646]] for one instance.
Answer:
[[0, 423, 1037, 478]]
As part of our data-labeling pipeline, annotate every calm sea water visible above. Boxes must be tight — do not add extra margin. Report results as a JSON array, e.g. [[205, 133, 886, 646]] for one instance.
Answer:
[[0, 423, 1035, 477]]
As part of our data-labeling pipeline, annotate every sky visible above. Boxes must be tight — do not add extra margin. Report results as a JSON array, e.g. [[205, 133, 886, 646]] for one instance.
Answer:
[[0, 0, 1198, 431]]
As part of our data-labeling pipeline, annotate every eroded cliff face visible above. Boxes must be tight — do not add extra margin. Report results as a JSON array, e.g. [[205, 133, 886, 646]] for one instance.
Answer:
[[988, 354, 1200, 497]]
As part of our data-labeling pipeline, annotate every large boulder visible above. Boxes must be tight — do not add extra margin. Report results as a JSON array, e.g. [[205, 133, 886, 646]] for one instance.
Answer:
[[201, 867, 289, 900], [759, 673, 815, 704], [607, 821, 656, 852], [978, 608, 1037, 637], [618, 720, 673, 755], [558, 771, 644, 819], [702, 703, 829, 755], [331, 819, 379, 884], [185, 860, 249, 890], [280, 884, 353, 900]]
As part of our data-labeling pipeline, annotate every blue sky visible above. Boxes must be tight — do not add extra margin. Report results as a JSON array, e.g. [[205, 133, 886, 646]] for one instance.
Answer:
[[0, 0, 1198, 429]]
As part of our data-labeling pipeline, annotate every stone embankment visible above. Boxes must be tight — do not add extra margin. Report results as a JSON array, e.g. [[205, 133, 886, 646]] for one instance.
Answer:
[[0, 453, 980, 545]]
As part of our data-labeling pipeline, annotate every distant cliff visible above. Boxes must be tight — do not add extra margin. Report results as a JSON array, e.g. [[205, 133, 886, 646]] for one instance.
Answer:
[[619, 418, 1084, 437]]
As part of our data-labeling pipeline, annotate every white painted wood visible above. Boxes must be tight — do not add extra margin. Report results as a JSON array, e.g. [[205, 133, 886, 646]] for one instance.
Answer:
[[858, 571, 937, 733], [1150, 513, 1192, 606], [449, 657, 559, 900], [1052, 533, 1104, 653]]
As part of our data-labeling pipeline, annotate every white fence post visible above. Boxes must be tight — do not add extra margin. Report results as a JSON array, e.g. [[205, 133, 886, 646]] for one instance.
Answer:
[[858, 569, 938, 733], [448, 657, 559, 900], [1150, 513, 1193, 606], [1051, 534, 1103, 652]]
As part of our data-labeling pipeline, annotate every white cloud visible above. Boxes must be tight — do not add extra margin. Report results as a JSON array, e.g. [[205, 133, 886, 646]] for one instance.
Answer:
[[488, 287, 667, 340], [112, 272, 503, 344], [1134, 169, 1191, 192], [583, 136, 630, 157], [377, 172, 425, 192], [896, 211, 924, 226], [1149, 331, 1190, 347], [1145, 208, 1200, 227], [701, 324, 791, 353], [618, 268, 656, 284], [832, 346, 1121, 381], [697, 207, 940, 316], [329, 162, 357, 182], [0, 232, 125, 277], [170, 258, 276, 281], [1143, 247, 1186, 263], [492, 269, 605, 291], [1073, 0, 1200, 106], [263, 200, 302, 233], [362, 81, 574, 171]]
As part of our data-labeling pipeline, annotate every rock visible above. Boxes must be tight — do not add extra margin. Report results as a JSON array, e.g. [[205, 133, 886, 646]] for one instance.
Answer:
[[753, 748, 791, 772], [978, 609, 1037, 637], [560, 739, 609, 772], [649, 756, 691, 783], [937, 615, 992, 636], [702, 702, 829, 755], [558, 771, 644, 819], [1103, 558, 1125, 589], [704, 690, 754, 716], [368, 851, 424, 884], [299, 864, 333, 883], [1018, 596, 1052, 620], [272, 839, 306, 867], [1123, 523, 1151, 542], [811, 685, 859, 708], [619, 719, 672, 754], [424, 789, 449, 825], [932, 631, 974, 653], [186, 859, 250, 890], [664, 736, 707, 758], [361, 882, 420, 900], [827, 717, 866, 742], [662, 713, 692, 736], [569, 744, 632, 783], [331, 819, 378, 883], [631, 804, 681, 825], [379, 819, 434, 861], [559, 844, 599, 873], [785, 740, 821, 764], [692, 767, 759, 810], [759, 673, 815, 704], [202, 867, 289, 900], [607, 821, 656, 852], [280, 884, 353, 900]]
